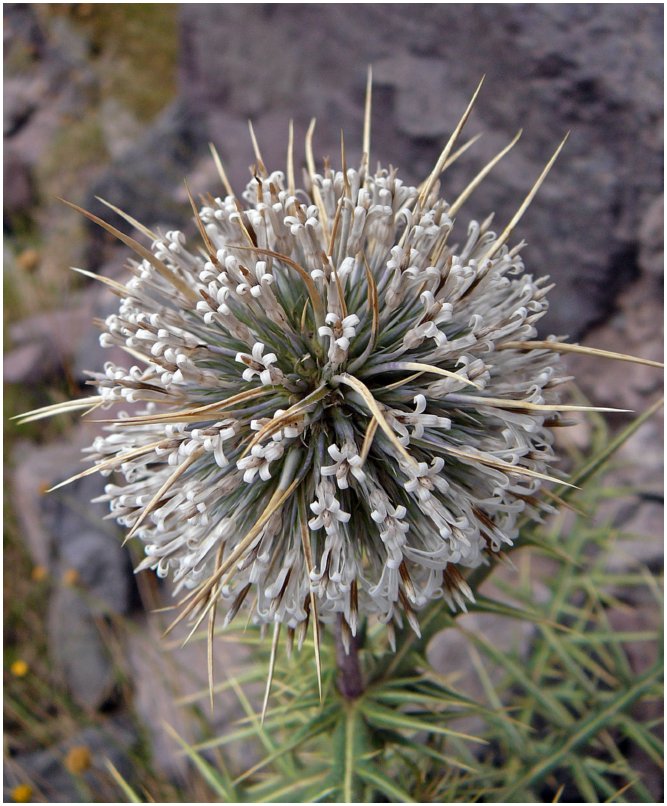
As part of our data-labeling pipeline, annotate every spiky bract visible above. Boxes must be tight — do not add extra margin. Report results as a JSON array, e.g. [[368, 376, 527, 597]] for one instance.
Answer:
[[80, 134, 570, 648]]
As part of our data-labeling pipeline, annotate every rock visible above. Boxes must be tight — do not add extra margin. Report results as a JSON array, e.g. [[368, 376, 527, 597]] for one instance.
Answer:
[[565, 279, 663, 415], [3, 4, 46, 69], [58, 526, 133, 618], [123, 614, 191, 779], [11, 437, 87, 569], [43, 12, 91, 69], [594, 415, 664, 573], [99, 98, 145, 160], [47, 584, 116, 711], [427, 607, 535, 739], [85, 100, 204, 257], [606, 501, 664, 572], [10, 430, 138, 710], [5, 277, 128, 385], [2, 77, 44, 138], [428, 610, 534, 694], [8, 304, 93, 384], [374, 55, 454, 139], [4, 8, 95, 168], [563, 181, 662, 425], [3, 341, 51, 385], [3, 717, 136, 803], [11, 430, 134, 613], [638, 194, 664, 277], [3, 147, 36, 221]]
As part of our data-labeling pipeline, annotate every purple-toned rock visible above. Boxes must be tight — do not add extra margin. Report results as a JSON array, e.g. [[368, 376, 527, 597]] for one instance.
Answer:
[[6, 310, 87, 386], [3, 147, 36, 220], [639, 195, 664, 278], [10, 429, 137, 710], [11, 429, 134, 611], [6, 275, 128, 385], [48, 584, 117, 711], [3, 341, 51, 385]]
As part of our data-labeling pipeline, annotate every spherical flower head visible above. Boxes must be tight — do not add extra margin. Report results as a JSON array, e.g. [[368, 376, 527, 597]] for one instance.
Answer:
[[83, 121, 570, 647]]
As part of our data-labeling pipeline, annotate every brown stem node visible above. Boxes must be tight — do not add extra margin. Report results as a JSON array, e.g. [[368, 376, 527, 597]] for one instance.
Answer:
[[335, 615, 364, 700]]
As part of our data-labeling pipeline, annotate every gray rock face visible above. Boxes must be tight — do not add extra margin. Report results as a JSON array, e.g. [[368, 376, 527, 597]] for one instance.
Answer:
[[4, 256, 130, 386], [4, 7, 95, 169], [11, 432, 135, 613], [175, 3, 662, 338], [85, 101, 204, 258], [47, 584, 118, 711], [3, 146, 36, 222], [6, 305, 93, 384], [639, 195, 664, 278], [10, 430, 136, 710]]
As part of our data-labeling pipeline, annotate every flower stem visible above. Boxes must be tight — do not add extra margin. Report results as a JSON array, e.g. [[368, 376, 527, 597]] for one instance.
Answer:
[[335, 615, 364, 700]]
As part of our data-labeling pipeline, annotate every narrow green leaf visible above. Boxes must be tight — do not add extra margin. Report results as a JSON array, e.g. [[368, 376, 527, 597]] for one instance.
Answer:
[[250, 771, 329, 803], [508, 533, 579, 566], [585, 754, 655, 802], [163, 722, 237, 801], [228, 674, 296, 779], [465, 640, 528, 752], [373, 727, 480, 773], [175, 666, 272, 706], [362, 701, 486, 744], [616, 714, 664, 767], [605, 777, 649, 804], [567, 630, 657, 645], [373, 689, 474, 710], [471, 594, 560, 627], [569, 754, 601, 803], [466, 630, 574, 727], [234, 696, 322, 725], [357, 762, 416, 802], [586, 758, 635, 802], [302, 785, 338, 802], [500, 663, 662, 800], [104, 760, 143, 803]]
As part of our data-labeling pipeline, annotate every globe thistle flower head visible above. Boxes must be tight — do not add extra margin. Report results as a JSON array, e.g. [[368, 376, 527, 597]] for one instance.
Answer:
[[30, 81, 627, 660]]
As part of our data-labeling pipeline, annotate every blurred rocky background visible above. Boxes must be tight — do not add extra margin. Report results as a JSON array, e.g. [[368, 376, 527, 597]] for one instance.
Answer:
[[4, 4, 663, 801]]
